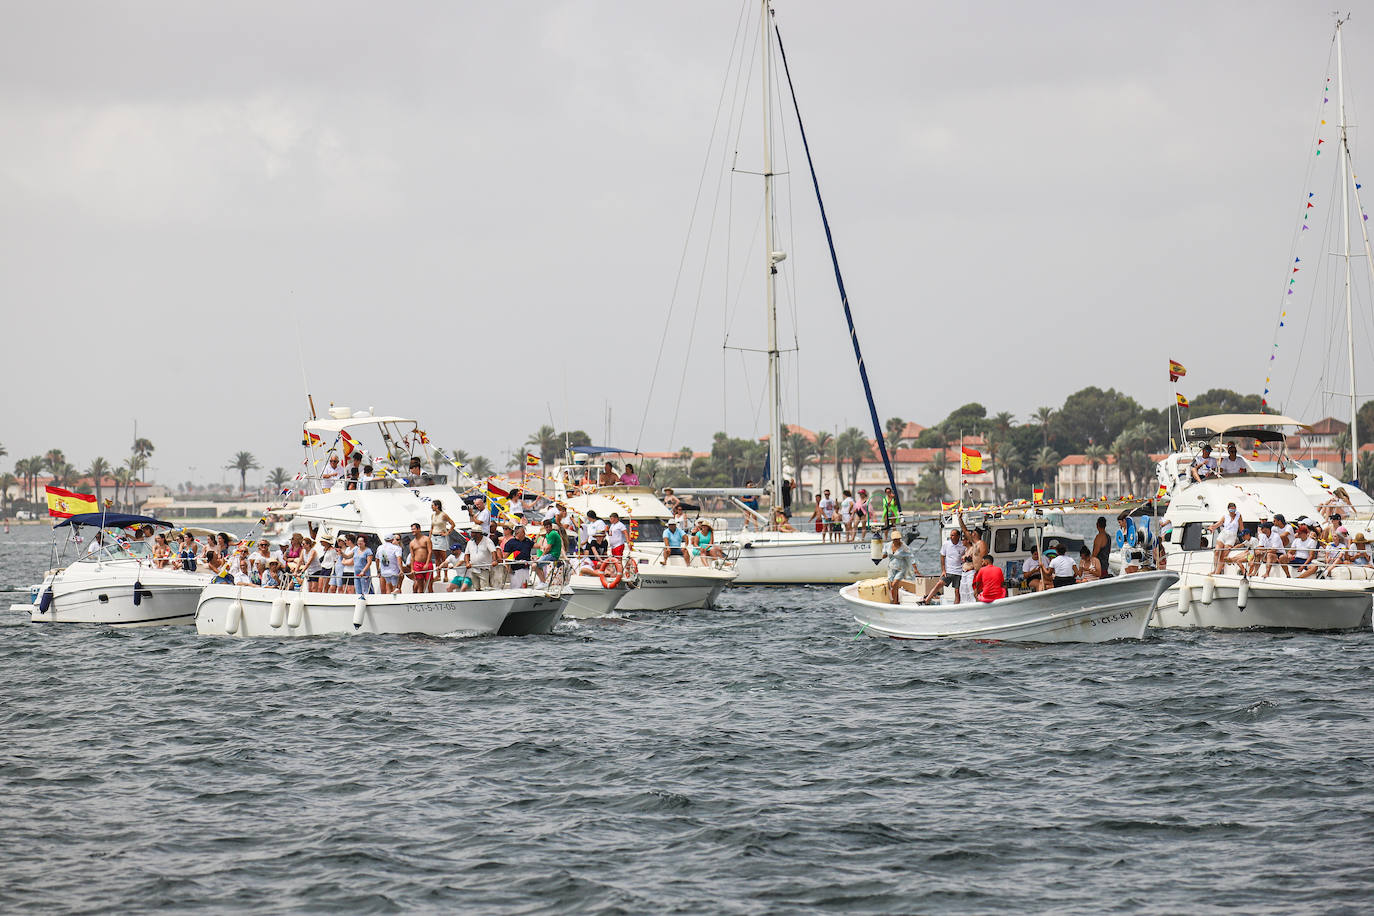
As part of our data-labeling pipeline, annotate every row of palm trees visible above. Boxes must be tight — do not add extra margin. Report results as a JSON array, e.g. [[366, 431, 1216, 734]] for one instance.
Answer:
[[0, 438, 156, 514]]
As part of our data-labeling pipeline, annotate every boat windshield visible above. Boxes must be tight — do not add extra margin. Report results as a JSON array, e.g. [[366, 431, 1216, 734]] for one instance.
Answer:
[[78, 539, 156, 563]]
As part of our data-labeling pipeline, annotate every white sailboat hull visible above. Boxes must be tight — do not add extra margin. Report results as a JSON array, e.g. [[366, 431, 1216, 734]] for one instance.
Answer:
[[730, 535, 885, 584], [196, 584, 566, 638], [29, 564, 211, 627], [1155, 572, 1374, 630], [840, 571, 1177, 643]]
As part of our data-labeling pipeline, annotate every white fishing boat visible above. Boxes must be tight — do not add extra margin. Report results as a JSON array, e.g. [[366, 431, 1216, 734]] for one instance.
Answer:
[[24, 513, 211, 627], [1151, 414, 1374, 631], [196, 409, 571, 638], [841, 571, 1176, 643], [561, 572, 631, 619]]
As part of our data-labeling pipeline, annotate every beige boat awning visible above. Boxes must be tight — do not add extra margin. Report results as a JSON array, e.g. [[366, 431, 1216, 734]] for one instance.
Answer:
[[1181, 413, 1306, 434]]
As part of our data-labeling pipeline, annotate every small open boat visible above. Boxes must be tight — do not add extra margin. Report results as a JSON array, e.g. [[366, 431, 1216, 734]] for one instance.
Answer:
[[839, 571, 1177, 643]]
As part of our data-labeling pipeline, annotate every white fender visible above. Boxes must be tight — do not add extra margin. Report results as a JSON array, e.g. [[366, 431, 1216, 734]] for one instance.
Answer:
[[1200, 577, 1216, 605], [1237, 578, 1250, 610], [352, 596, 367, 630], [269, 595, 287, 628], [870, 537, 883, 562], [287, 592, 305, 628], [225, 599, 243, 635], [1177, 584, 1192, 616]]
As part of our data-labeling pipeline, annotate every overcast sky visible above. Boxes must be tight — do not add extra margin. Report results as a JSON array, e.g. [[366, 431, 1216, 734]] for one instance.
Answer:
[[4, 1, 1374, 487]]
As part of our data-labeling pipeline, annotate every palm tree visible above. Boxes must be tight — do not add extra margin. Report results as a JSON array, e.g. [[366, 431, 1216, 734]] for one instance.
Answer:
[[131, 437, 155, 481], [998, 443, 1024, 499], [110, 467, 130, 509], [227, 451, 260, 495], [0, 471, 15, 515], [525, 425, 560, 478], [639, 458, 662, 487], [44, 448, 66, 474], [469, 455, 494, 478], [812, 431, 834, 492], [1034, 407, 1055, 448], [267, 467, 292, 494], [0, 443, 7, 463], [86, 457, 111, 505], [25, 455, 43, 503], [884, 416, 906, 453], [1033, 445, 1061, 498], [13, 458, 31, 505], [1335, 431, 1352, 473], [122, 456, 145, 507], [1084, 444, 1108, 499], [838, 427, 869, 490], [991, 411, 1015, 435], [785, 431, 813, 485]]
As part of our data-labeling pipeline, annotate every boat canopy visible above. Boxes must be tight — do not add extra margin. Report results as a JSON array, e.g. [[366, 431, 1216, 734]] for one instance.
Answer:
[[1181, 414, 1305, 434], [54, 513, 171, 529], [570, 445, 638, 457], [304, 415, 416, 436], [671, 487, 765, 497]]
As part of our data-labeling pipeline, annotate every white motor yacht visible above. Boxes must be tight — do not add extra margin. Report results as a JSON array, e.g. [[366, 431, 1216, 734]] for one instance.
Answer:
[[196, 410, 569, 638], [24, 513, 211, 627], [1151, 414, 1374, 631]]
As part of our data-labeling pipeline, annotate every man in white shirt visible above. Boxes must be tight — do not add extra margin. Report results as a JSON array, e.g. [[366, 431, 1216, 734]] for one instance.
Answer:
[[320, 454, 343, 490], [1256, 521, 1285, 577], [1217, 443, 1249, 476], [1048, 548, 1078, 587], [1290, 522, 1320, 578], [377, 533, 404, 594], [922, 528, 967, 604], [819, 490, 837, 544], [1189, 445, 1218, 483], [462, 529, 496, 590], [607, 512, 629, 558], [473, 497, 492, 535]]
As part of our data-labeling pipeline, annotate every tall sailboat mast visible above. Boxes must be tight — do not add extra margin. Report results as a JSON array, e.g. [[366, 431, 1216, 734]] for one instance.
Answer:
[[1338, 16, 1360, 484], [761, 0, 784, 507]]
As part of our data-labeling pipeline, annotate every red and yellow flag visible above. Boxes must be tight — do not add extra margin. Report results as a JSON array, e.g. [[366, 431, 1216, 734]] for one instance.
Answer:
[[960, 446, 983, 474], [1155, 482, 1167, 499], [45, 485, 97, 519], [1168, 359, 1187, 382], [1032, 487, 1045, 504], [940, 500, 958, 512], [340, 430, 360, 459], [303, 430, 322, 447], [1175, 393, 1190, 408], [525, 452, 540, 467]]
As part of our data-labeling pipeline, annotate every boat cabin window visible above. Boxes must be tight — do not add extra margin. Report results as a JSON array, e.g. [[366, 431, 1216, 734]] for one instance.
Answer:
[[1023, 527, 1042, 550], [1181, 522, 1209, 551], [81, 539, 155, 563], [993, 527, 1018, 554], [635, 520, 666, 543]]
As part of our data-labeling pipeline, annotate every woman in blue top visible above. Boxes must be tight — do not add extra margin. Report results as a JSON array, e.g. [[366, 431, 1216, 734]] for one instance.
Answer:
[[692, 520, 725, 566]]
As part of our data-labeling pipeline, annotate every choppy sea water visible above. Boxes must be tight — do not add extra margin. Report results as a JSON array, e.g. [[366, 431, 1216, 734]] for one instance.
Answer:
[[2, 522, 1373, 914]]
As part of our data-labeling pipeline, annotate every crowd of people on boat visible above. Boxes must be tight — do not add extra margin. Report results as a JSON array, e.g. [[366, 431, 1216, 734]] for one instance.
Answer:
[[1205, 490, 1370, 578]]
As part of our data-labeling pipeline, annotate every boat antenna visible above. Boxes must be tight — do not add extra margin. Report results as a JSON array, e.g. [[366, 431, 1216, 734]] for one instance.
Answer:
[[294, 312, 316, 421], [772, 13, 901, 513]]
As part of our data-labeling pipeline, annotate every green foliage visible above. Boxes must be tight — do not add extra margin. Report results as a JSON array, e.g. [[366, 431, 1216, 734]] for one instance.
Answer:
[[1184, 388, 1264, 416], [1051, 387, 1144, 455]]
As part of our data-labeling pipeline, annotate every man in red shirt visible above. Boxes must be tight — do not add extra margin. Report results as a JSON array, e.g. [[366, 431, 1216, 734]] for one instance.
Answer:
[[972, 553, 1006, 603]]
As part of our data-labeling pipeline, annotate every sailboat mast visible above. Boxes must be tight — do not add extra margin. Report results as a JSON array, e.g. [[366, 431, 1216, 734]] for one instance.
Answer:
[[1339, 17, 1360, 484], [761, 0, 784, 507]]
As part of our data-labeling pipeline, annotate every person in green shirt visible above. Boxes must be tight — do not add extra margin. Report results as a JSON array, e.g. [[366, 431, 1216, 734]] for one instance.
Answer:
[[536, 517, 563, 584], [881, 487, 900, 529]]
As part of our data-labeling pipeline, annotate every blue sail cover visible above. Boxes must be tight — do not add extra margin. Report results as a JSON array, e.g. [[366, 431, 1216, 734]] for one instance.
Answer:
[[774, 22, 901, 511]]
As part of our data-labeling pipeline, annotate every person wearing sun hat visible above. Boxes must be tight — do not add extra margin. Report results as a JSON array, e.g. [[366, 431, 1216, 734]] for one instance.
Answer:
[[1352, 531, 1371, 566], [884, 531, 918, 604]]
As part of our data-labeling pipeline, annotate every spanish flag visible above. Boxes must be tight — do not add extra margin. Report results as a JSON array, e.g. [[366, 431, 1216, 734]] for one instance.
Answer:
[[303, 430, 322, 447], [416, 429, 430, 444], [340, 430, 360, 459], [1169, 359, 1187, 383], [486, 480, 512, 519], [46, 485, 98, 519], [960, 447, 983, 474], [1155, 482, 1168, 499], [1176, 393, 1190, 408], [525, 452, 540, 467], [940, 500, 958, 512], [1032, 487, 1044, 504]]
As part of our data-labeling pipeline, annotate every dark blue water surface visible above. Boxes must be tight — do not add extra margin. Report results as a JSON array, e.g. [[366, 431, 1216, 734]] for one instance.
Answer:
[[1, 522, 1372, 914]]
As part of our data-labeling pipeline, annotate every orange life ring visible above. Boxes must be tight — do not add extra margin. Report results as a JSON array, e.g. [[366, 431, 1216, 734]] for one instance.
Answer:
[[596, 558, 623, 589]]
